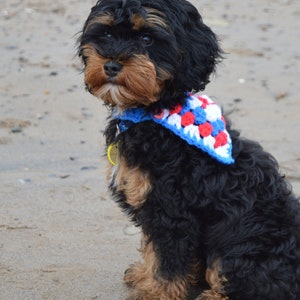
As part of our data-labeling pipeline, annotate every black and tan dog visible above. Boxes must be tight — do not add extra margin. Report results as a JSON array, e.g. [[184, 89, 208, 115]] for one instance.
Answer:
[[78, 0, 300, 299]]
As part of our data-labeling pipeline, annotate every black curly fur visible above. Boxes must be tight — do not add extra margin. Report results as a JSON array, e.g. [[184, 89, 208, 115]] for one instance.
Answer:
[[79, 0, 300, 299]]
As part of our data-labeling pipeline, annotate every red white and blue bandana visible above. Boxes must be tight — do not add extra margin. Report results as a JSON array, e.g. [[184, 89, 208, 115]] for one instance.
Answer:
[[115, 94, 234, 164]]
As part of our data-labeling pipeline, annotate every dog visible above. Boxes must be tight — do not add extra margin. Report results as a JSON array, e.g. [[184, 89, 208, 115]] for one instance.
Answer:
[[78, 0, 300, 299]]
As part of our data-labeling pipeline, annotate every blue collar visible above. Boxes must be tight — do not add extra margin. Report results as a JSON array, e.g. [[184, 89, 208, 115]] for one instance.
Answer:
[[114, 94, 234, 165]]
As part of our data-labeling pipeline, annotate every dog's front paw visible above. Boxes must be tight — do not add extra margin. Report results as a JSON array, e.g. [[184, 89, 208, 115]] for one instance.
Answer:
[[124, 263, 142, 288]]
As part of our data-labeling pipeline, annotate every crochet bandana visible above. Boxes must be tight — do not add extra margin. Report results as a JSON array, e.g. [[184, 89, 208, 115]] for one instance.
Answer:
[[114, 94, 235, 164]]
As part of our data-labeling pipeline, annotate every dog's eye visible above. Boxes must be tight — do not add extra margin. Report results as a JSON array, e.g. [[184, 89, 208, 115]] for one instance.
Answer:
[[104, 31, 112, 38], [140, 35, 153, 46]]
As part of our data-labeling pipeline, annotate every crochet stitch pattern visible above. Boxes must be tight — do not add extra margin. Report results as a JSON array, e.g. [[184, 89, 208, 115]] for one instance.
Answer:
[[115, 94, 234, 164]]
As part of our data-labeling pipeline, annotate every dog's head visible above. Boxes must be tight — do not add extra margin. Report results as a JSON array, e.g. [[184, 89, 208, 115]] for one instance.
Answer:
[[79, 0, 221, 110]]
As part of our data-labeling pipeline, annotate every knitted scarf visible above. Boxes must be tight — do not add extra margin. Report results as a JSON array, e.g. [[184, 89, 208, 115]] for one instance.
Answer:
[[114, 94, 234, 165]]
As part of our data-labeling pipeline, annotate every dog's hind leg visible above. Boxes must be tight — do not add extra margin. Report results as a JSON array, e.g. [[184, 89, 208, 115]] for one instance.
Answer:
[[199, 253, 300, 300]]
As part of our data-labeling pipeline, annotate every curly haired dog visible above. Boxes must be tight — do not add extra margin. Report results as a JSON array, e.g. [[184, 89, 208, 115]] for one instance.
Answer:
[[78, 0, 300, 299]]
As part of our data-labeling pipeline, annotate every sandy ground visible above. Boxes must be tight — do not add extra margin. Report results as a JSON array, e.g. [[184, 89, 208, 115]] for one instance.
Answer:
[[0, 0, 299, 299]]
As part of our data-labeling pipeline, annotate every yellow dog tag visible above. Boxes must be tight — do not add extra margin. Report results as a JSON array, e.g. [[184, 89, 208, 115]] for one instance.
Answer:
[[107, 143, 118, 166]]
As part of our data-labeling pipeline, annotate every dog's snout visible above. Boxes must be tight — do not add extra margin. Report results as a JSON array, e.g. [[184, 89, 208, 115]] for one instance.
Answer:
[[104, 61, 123, 77]]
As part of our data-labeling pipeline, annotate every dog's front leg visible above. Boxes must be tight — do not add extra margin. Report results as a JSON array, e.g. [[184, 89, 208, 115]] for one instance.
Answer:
[[112, 158, 198, 299], [124, 234, 190, 300]]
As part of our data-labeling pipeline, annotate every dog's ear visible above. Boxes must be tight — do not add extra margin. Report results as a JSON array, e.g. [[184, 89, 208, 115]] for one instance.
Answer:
[[172, 3, 222, 92]]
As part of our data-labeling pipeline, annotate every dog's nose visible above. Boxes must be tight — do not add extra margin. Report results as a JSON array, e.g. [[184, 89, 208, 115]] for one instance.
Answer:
[[104, 61, 123, 77]]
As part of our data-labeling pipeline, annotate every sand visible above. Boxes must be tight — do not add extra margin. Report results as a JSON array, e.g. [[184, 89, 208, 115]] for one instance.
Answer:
[[0, 0, 299, 299]]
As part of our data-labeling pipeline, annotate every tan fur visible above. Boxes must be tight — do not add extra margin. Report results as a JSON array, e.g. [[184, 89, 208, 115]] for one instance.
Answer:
[[82, 45, 170, 109], [84, 14, 114, 32], [115, 54, 164, 107], [198, 260, 229, 300], [144, 8, 169, 29], [84, 7, 168, 33], [131, 13, 147, 31], [81, 44, 107, 92], [124, 236, 189, 300], [132, 8, 169, 30], [131, 8, 169, 31], [198, 291, 229, 300], [115, 158, 151, 209]]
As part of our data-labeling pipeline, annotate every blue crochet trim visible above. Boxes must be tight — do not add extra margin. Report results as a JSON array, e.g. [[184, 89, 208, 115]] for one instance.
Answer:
[[114, 94, 235, 165]]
